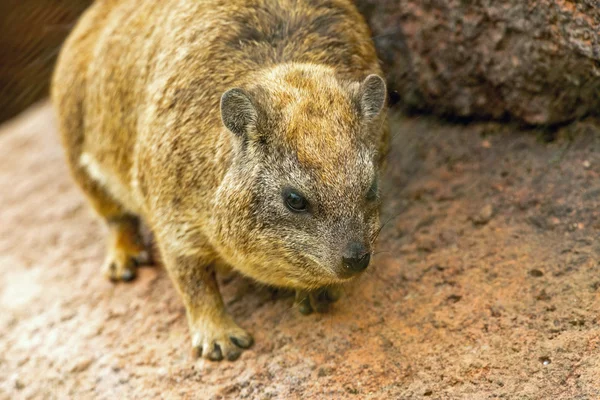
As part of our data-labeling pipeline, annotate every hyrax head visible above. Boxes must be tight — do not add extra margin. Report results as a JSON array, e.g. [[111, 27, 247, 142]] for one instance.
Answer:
[[216, 64, 387, 290]]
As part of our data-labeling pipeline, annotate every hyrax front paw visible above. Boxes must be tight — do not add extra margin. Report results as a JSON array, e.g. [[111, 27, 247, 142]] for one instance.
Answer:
[[191, 314, 254, 361], [295, 286, 342, 315]]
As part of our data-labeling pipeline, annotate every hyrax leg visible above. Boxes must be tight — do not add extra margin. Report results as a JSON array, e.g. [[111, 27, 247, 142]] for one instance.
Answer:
[[162, 252, 253, 361], [295, 286, 342, 315], [103, 214, 150, 282], [53, 36, 148, 282], [71, 164, 149, 281]]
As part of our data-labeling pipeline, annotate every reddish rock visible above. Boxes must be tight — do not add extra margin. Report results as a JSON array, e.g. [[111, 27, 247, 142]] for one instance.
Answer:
[[1, 104, 599, 398]]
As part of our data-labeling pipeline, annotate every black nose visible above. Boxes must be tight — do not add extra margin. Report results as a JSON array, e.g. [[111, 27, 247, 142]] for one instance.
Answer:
[[342, 242, 371, 273]]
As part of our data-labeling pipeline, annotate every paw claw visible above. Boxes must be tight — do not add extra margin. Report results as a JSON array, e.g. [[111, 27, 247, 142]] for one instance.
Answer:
[[134, 250, 152, 266], [225, 346, 242, 361], [208, 344, 223, 361], [295, 286, 342, 315], [106, 262, 119, 282], [121, 267, 136, 282], [230, 335, 253, 349], [322, 286, 342, 303], [299, 301, 313, 315], [103, 253, 143, 283], [191, 318, 253, 362]]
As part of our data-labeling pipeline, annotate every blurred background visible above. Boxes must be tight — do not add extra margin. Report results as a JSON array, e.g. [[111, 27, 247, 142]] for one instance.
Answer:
[[0, 0, 91, 123]]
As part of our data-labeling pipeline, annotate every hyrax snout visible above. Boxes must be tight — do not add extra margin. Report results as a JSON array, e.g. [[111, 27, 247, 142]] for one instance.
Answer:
[[52, 0, 388, 361]]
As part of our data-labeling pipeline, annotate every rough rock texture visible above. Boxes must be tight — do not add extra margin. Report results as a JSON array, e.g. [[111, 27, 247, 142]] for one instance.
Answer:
[[356, 0, 600, 125], [1, 103, 600, 399]]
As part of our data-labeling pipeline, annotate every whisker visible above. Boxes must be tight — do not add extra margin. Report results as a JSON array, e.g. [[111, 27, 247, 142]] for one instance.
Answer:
[[371, 208, 406, 244], [372, 250, 394, 257], [388, 127, 406, 143], [370, 29, 403, 41]]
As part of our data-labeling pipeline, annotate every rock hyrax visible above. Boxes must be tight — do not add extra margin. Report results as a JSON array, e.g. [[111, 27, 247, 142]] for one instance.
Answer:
[[52, 0, 388, 361]]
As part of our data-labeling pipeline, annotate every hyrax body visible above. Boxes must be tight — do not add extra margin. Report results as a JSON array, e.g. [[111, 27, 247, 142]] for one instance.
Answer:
[[52, 0, 388, 361]]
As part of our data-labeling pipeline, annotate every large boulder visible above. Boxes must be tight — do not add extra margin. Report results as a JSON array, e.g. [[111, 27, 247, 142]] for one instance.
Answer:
[[356, 0, 600, 125]]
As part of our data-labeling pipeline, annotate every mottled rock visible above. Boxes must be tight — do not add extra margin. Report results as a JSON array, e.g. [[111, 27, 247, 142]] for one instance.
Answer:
[[356, 0, 600, 125]]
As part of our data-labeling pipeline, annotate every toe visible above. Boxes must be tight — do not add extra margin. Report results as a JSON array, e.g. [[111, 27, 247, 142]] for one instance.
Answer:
[[306, 286, 343, 313], [104, 261, 119, 282], [201, 342, 223, 361], [222, 331, 253, 360], [310, 292, 331, 313], [120, 257, 138, 282], [193, 347, 202, 358], [324, 286, 342, 302], [229, 333, 254, 349], [190, 318, 252, 362], [121, 266, 136, 281], [223, 343, 242, 361], [103, 255, 138, 282], [134, 250, 152, 266], [208, 343, 223, 361], [295, 291, 313, 315], [104, 257, 137, 282]]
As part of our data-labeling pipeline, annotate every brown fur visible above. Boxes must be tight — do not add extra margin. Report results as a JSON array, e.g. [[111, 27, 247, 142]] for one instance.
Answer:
[[52, 0, 388, 361]]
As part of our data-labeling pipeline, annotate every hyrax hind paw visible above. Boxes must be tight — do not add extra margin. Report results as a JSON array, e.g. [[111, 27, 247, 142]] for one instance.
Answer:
[[103, 215, 151, 282], [295, 286, 342, 315], [103, 248, 151, 282], [191, 314, 254, 361]]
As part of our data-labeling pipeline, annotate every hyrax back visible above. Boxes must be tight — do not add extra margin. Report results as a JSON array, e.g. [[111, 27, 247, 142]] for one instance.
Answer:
[[52, 0, 388, 361]]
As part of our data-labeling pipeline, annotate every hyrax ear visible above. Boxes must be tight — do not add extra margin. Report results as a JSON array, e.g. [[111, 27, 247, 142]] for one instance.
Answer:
[[220, 88, 258, 138], [358, 74, 387, 121]]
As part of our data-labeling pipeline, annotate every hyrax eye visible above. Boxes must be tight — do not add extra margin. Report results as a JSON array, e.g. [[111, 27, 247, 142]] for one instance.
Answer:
[[283, 188, 309, 212], [366, 179, 378, 201]]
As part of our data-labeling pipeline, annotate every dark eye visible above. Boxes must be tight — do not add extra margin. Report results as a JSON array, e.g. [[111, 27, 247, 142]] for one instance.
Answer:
[[366, 179, 378, 201], [283, 188, 309, 212]]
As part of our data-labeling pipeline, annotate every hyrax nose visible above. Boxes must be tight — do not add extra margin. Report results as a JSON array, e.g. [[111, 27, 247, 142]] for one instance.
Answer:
[[342, 242, 371, 273]]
